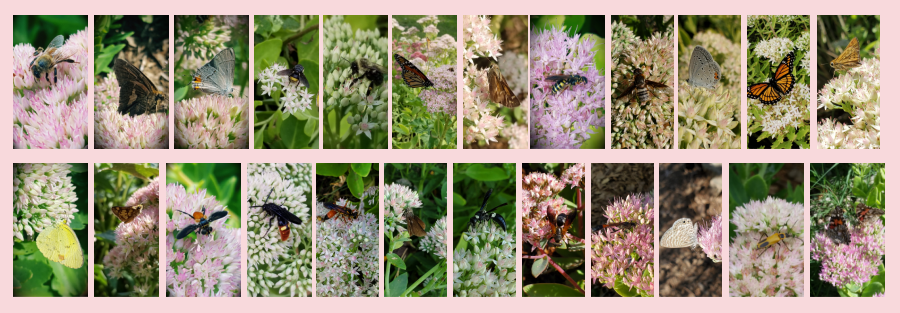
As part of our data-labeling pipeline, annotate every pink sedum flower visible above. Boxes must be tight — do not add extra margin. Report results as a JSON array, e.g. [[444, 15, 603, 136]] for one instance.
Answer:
[[698, 214, 723, 262], [420, 217, 448, 260], [729, 197, 803, 297], [175, 94, 250, 149], [816, 48, 880, 149], [521, 164, 583, 249], [103, 178, 160, 296], [591, 193, 654, 296], [12, 163, 79, 241], [13, 29, 89, 149], [165, 183, 241, 297], [811, 218, 884, 288], [94, 73, 168, 149], [316, 199, 379, 297]]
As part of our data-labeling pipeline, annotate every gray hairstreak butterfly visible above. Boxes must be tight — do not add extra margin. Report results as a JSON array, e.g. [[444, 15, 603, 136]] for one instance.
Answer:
[[685, 45, 720, 89], [660, 217, 698, 249], [190, 47, 235, 96]]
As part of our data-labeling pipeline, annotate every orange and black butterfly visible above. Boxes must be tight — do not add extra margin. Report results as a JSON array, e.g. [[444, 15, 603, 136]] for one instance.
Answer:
[[825, 206, 850, 245], [615, 68, 670, 103], [394, 54, 434, 89], [855, 203, 885, 223], [830, 37, 861, 73], [112, 204, 144, 224], [747, 50, 796, 105]]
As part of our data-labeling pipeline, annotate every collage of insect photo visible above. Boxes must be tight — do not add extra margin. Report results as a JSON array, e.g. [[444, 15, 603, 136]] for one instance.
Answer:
[[8, 13, 888, 302]]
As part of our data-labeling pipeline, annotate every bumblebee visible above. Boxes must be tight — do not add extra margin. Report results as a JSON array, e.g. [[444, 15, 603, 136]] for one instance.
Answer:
[[544, 74, 588, 94], [344, 57, 386, 98], [249, 189, 304, 241], [467, 188, 508, 232], [277, 64, 310, 88], [615, 68, 670, 103], [30, 35, 77, 85]]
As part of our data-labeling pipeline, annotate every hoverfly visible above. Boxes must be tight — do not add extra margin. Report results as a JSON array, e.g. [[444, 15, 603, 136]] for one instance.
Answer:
[[175, 207, 229, 239], [615, 68, 670, 103], [30, 34, 77, 85], [249, 189, 304, 241]]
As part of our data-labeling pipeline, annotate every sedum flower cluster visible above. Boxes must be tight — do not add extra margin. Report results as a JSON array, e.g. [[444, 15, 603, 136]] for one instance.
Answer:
[[174, 94, 250, 149], [530, 26, 606, 149], [453, 222, 516, 297], [384, 183, 423, 235], [521, 164, 584, 248], [94, 72, 168, 149], [698, 214, 723, 263], [247, 163, 312, 297], [13, 29, 89, 149], [729, 197, 803, 297], [258, 63, 316, 116], [13, 163, 79, 241], [591, 193, 654, 296], [316, 188, 380, 297], [811, 215, 884, 288], [611, 20, 675, 149], [391, 15, 458, 116]]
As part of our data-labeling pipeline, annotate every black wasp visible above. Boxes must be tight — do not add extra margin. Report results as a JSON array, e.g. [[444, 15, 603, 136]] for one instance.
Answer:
[[277, 64, 310, 88], [176, 207, 229, 239], [467, 188, 508, 232], [544, 74, 588, 94], [249, 189, 304, 241], [615, 68, 670, 103]]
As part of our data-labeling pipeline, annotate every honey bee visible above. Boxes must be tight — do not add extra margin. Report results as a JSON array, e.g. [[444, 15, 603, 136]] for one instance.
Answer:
[[615, 68, 670, 103], [114, 59, 168, 116], [30, 35, 77, 85], [344, 57, 386, 98]]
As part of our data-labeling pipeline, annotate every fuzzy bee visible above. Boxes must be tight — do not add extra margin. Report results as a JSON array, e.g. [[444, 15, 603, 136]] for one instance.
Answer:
[[615, 68, 670, 103], [544, 74, 588, 94], [277, 64, 310, 89], [30, 35, 77, 85], [344, 57, 386, 98]]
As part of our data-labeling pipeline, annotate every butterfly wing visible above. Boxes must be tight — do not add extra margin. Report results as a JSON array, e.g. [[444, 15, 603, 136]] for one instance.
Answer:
[[193, 48, 235, 95], [660, 218, 698, 248], [687, 46, 720, 89], [394, 54, 433, 88], [831, 37, 861, 71], [772, 51, 795, 95], [487, 64, 521, 107], [115, 59, 166, 116], [112, 204, 144, 223]]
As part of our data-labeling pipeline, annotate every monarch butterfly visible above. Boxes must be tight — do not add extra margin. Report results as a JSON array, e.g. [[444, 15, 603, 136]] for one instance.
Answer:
[[393, 54, 434, 89], [830, 37, 861, 73], [747, 50, 795, 105]]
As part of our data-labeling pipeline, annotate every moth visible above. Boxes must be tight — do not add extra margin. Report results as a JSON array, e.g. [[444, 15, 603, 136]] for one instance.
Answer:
[[114, 59, 168, 116], [112, 204, 144, 223]]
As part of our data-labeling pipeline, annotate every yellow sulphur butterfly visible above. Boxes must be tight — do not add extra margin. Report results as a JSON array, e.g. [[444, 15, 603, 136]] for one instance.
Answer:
[[36, 220, 84, 269]]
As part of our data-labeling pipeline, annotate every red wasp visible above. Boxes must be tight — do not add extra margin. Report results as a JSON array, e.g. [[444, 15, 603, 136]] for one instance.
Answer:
[[591, 222, 637, 233], [318, 202, 360, 222], [547, 208, 578, 247]]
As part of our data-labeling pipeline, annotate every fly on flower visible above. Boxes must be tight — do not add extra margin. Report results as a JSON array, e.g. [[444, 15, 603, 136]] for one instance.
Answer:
[[250, 189, 304, 241], [175, 207, 229, 239], [615, 67, 670, 104], [30, 34, 77, 85], [277, 64, 310, 89]]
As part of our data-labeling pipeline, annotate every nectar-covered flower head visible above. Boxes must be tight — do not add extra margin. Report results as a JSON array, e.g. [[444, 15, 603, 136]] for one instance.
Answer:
[[175, 94, 250, 149]]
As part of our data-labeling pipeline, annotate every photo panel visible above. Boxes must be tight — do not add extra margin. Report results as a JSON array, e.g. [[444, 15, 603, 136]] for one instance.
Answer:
[[315, 163, 380, 296], [174, 15, 250, 149], [383, 163, 449, 296], [94, 163, 160, 297], [165, 163, 242, 296], [590, 163, 654, 297], [530, 16, 606, 149], [521, 163, 586, 296], [13, 15, 89, 149], [660, 163, 722, 297], [254, 15, 320, 149]]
